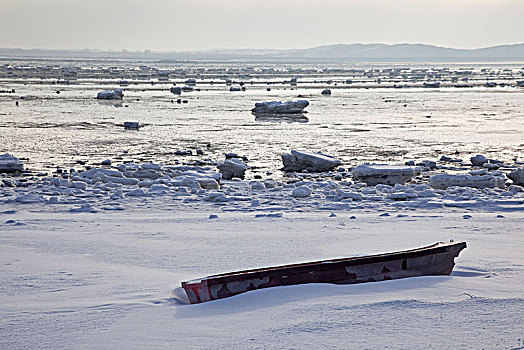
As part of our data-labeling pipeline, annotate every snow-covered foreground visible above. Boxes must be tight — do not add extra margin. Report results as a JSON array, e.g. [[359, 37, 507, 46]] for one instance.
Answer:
[[1, 203, 523, 349]]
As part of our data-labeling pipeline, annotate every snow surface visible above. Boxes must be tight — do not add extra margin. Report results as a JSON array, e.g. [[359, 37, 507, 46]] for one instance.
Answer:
[[1, 200, 523, 349]]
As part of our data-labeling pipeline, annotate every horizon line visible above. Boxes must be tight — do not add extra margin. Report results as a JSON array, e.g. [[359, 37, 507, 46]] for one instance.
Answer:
[[1, 42, 524, 54]]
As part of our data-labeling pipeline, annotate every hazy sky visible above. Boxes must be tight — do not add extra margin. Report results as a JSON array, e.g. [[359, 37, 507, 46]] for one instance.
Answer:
[[1, 0, 523, 51]]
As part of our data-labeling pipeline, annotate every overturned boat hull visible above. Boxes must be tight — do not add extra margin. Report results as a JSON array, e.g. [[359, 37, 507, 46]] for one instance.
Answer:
[[177, 241, 466, 304]]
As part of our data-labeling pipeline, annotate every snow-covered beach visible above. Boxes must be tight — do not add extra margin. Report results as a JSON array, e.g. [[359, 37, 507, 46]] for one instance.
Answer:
[[1, 60, 524, 349], [1, 205, 523, 349]]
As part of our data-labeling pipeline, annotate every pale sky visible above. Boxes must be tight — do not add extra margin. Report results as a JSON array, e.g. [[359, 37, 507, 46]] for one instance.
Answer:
[[0, 0, 523, 51]]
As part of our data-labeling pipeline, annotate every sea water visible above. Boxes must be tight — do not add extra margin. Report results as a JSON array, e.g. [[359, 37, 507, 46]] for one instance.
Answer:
[[1, 60, 523, 177]]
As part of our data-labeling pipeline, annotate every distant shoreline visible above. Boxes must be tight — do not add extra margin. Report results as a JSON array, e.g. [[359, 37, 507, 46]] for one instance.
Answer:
[[1, 43, 523, 63], [1, 56, 524, 65]]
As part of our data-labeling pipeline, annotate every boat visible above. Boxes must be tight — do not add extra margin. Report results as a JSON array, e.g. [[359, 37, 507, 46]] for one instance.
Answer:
[[175, 241, 466, 304]]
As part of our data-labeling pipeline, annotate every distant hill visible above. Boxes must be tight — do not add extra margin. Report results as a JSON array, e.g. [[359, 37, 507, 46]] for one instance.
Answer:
[[1, 43, 523, 62], [289, 43, 524, 60], [188, 43, 524, 61]]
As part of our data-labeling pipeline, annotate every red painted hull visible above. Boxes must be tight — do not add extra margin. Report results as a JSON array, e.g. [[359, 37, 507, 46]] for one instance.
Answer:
[[177, 241, 466, 304]]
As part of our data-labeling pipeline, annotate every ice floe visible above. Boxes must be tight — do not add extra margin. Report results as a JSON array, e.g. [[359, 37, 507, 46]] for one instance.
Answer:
[[252, 100, 309, 114], [429, 172, 506, 190], [0, 153, 23, 173], [352, 164, 421, 186], [291, 185, 312, 198], [282, 150, 342, 172], [508, 167, 524, 186], [170, 86, 182, 94], [217, 158, 247, 180], [470, 154, 488, 166], [96, 88, 123, 100], [124, 122, 140, 130]]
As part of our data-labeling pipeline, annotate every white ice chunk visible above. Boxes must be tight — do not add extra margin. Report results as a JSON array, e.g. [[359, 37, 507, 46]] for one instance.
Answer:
[[292, 185, 313, 198], [429, 173, 506, 190], [352, 164, 421, 186], [97, 88, 123, 100], [252, 100, 309, 114], [282, 150, 342, 172]]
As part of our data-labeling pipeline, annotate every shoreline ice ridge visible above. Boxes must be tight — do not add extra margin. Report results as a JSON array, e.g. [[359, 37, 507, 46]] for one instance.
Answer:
[[1, 157, 524, 213]]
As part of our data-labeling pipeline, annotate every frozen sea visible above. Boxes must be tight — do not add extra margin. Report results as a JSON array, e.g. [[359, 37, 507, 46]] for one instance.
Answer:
[[1, 59, 524, 349], [1, 59, 523, 176]]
